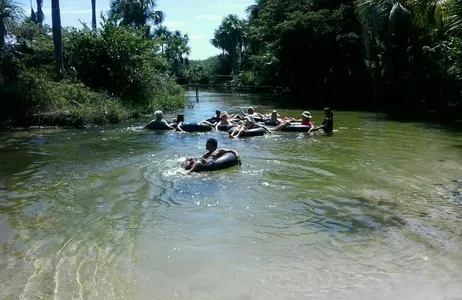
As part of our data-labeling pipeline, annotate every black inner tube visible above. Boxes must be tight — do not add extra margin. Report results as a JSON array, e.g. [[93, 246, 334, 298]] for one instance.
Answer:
[[186, 152, 239, 172], [280, 124, 312, 132], [217, 124, 235, 131], [145, 121, 173, 130], [264, 120, 280, 126], [177, 123, 213, 132], [228, 127, 266, 136]]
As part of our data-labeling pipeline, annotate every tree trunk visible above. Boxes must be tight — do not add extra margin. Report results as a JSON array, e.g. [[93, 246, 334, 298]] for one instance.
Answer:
[[51, 0, 63, 79], [91, 0, 97, 30], [231, 41, 238, 75], [36, 0, 44, 24], [0, 21, 6, 46]]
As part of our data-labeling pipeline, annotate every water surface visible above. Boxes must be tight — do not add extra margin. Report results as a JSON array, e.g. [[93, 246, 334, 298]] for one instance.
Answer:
[[1, 90, 462, 300]]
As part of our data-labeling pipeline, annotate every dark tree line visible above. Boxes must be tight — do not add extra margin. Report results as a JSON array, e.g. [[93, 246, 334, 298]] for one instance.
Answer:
[[189, 0, 462, 114]]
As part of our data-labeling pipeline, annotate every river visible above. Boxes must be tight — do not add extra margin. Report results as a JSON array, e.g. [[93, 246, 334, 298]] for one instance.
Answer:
[[0, 90, 462, 300]]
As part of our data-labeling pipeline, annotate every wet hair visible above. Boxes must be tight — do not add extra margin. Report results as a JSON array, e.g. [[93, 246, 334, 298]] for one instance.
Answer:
[[176, 114, 185, 122], [206, 138, 218, 148], [247, 107, 255, 114], [215, 110, 221, 116]]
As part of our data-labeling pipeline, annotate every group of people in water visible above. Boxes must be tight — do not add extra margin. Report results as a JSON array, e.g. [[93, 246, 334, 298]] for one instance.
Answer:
[[148, 106, 334, 173], [146, 106, 334, 137]]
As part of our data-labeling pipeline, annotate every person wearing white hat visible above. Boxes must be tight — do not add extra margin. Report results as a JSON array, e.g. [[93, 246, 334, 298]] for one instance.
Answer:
[[229, 115, 271, 138], [214, 111, 238, 130], [270, 111, 314, 131]]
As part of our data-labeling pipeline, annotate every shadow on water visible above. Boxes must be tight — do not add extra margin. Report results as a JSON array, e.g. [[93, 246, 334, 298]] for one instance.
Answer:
[[291, 196, 407, 235]]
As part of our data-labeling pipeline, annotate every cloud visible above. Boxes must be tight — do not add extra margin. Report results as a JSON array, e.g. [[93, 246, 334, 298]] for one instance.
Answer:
[[163, 21, 186, 29], [195, 14, 221, 21], [190, 34, 205, 41]]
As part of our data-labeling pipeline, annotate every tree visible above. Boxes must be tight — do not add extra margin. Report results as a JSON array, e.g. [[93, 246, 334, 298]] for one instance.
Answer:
[[210, 14, 245, 75], [109, 0, 164, 36], [165, 30, 190, 76], [36, 0, 44, 24], [51, 0, 63, 78], [91, 0, 96, 30], [0, 0, 25, 46], [153, 25, 170, 54]]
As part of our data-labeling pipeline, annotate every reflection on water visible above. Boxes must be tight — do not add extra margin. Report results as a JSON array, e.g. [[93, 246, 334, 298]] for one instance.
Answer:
[[1, 89, 462, 300]]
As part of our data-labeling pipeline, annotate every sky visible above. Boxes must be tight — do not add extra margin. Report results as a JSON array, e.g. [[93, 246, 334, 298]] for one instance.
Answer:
[[17, 0, 253, 60]]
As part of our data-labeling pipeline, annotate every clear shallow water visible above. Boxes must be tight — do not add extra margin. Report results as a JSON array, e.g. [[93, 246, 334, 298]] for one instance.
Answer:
[[1, 90, 462, 300]]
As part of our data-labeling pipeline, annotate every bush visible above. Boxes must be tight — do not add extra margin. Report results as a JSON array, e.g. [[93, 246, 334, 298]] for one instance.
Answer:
[[66, 17, 185, 109], [0, 19, 186, 129]]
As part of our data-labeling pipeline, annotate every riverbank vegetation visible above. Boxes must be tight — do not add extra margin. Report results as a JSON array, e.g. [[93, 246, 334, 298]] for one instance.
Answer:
[[0, 0, 191, 128], [186, 0, 462, 116]]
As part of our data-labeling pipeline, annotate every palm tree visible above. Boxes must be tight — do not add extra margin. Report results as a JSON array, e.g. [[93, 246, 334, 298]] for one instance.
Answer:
[[153, 25, 170, 54], [91, 0, 96, 30], [30, 0, 36, 23], [109, 0, 164, 36], [165, 30, 190, 75], [51, 0, 63, 78], [36, 0, 44, 24], [0, 0, 25, 46], [210, 14, 245, 75]]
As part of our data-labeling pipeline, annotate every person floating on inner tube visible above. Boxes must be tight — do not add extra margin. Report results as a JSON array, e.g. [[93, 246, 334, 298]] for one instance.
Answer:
[[145, 111, 176, 130], [182, 138, 241, 173], [214, 111, 237, 130], [201, 110, 221, 126], [238, 107, 266, 122], [170, 114, 186, 133], [262, 110, 282, 125], [309, 107, 334, 134], [270, 111, 314, 131], [229, 115, 272, 138]]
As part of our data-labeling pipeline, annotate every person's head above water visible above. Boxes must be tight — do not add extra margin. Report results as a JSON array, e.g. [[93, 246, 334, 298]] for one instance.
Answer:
[[271, 110, 278, 120], [247, 107, 255, 114], [176, 114, 185, 122], [220, 111, 229, 120], [215, 110, 221, 117], [301, 111, 312, 119], [324, 107, 333, 117], [154, 111, 163, 120], [206, 138, 218, 152]]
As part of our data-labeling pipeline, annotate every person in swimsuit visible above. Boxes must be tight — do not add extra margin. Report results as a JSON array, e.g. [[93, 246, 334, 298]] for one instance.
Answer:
[[170, 114, 186, 132], [270, 111, 314, 131], [229, 115, 271, 138], [201, 110, 222, 126], [182, 138, 241, 173], [238, 107, 265, 120], [145, 111, 176, 130], [214, 111, 236, 130], [310, 108, 333, 134]]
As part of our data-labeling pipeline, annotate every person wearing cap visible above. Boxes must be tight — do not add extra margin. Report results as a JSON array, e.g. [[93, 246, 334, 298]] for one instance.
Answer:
[[145, 110, 176, 130], [310, 108, 334, 134], [182, 138, 241, 173], [270, 111, 314, 131], [214, 111, 237, 130], [229, 115, 271, 138]]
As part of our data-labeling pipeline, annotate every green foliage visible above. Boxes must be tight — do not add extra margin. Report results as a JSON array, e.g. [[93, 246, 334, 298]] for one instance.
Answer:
[[66, 17, 173, 107], [194, 0, 462, 112], [0, 14, 187, 128]]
